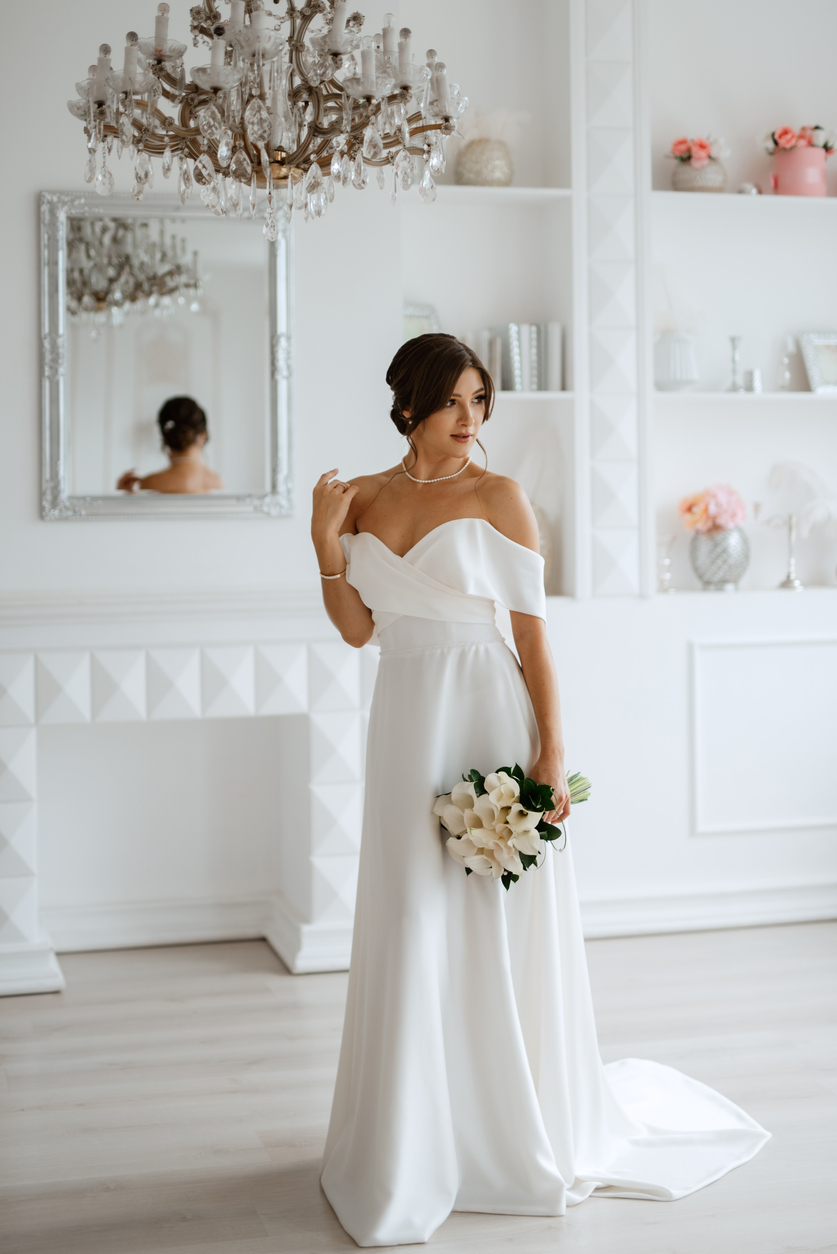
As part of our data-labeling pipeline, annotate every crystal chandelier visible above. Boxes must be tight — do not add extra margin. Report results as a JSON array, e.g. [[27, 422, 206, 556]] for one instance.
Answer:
[[68, 0, 468, 237], [67, 217, 202, 328]]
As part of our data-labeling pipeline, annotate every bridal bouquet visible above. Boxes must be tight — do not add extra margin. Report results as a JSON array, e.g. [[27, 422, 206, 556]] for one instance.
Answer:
[[434, 764, 592, 890]]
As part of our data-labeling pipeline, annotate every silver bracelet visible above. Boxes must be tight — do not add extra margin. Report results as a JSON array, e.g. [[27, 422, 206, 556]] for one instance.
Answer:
[[320, 569, 346, 580]]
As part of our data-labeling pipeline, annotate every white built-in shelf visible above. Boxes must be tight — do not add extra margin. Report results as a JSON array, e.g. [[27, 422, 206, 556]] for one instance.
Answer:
[[497, 390, 573, 399], [407, 185, 572, 207], [652, 189, 837, 212], [655, 390, 836, 401]]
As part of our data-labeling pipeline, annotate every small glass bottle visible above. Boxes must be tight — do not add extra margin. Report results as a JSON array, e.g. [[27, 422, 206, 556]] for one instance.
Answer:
[[777, 335, 797, 391]]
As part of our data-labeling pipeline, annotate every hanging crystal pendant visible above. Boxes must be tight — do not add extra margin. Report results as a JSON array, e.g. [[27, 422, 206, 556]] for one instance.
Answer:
[[196, 102, 222, 142], [162, 144, 173, 178], [84, 149, 97, 183], [331, 151, 343, 180], [244, 97, 271, 145], [178, 156, 192, 205], [397, 150, 414, 191], [352, 152, 368, 189], [227, 177, 243, 217], [342, 94, 353, 132], [264, 211, 280, 241], [293, 175, 305, 210], [194, 152, 216, 185], [135, 149, 153, 188], [214, 174, 227, 216], [376, 165, 386, 189], [118, 110, 133, 149], [401, 119, 411, 149], [259, 143, 272, 182], [341, 156, 352, 188], [229, 146, 253, 184], [95, 159, 115, 196], [325, 174, 335, 203], [131, 175, 144, 201], [249, 171, 258, 218], [217, 130, 234, 167], [391, 162, 398, 206], [362, 123, 384, 162], [428, 134, 446, 174], [418, 163, 436, 203]]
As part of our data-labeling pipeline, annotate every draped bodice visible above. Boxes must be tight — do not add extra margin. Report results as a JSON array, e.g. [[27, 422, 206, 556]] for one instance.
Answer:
[[340, 517, 546, 634]]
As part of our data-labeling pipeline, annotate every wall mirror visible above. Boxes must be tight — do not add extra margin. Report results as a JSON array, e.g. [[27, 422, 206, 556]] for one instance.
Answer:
[[40, 192, 292, 519]]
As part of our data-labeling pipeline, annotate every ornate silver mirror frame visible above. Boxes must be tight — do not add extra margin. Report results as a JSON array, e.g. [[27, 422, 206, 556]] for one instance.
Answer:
[[40, 191, 293, 519]]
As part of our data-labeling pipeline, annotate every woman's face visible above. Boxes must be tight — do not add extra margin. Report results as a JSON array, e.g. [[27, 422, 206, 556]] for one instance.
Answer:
[[412, 367, 486, 460]]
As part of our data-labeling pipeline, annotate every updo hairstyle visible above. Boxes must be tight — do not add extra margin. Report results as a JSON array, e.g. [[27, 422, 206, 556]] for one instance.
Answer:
[[157, 396, 208, 453], [386, 333, 495, 441]]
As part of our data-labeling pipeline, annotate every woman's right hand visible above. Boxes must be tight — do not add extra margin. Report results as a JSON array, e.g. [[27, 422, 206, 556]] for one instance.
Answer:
[[311, 469, 359, 546], [117, 470, 141, 492]]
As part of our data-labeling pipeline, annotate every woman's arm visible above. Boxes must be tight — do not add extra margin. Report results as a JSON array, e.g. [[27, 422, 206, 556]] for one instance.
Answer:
[[510, 613, 570, 824], [483, 475, 570, 823], [311, 469, 375, 648]]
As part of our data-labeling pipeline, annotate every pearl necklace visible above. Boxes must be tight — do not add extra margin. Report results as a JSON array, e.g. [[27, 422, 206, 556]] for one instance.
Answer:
[[402, 456, 471, 484]]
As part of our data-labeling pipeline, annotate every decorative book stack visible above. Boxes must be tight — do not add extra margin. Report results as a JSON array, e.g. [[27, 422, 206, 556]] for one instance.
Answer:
[[474, 324, 563, 392]]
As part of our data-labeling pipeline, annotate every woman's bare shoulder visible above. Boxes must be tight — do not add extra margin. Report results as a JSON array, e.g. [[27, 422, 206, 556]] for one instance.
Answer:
[[340, 465, 402, 534], [477, 472, 540, 551]]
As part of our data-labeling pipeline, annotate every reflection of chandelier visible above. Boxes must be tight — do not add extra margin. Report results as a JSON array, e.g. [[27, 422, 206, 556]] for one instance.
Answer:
[[67, 218, 202, 328], [68, 0, 467, 237]]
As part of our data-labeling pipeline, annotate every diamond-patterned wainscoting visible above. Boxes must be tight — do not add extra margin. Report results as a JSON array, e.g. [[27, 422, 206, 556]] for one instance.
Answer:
[[0, 642, 375, 993], [585, 0, 642, 595]]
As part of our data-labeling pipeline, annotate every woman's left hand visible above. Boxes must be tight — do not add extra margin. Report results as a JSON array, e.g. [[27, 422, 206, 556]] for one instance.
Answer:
[[529, 755, 570, 826]]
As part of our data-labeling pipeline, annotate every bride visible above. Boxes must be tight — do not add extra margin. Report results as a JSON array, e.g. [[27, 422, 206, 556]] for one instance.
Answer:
[[311, 334, 768, 1248]]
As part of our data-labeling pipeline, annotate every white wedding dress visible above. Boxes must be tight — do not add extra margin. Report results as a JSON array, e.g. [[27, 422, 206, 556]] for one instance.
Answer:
[[321, 518, 769, 1248]]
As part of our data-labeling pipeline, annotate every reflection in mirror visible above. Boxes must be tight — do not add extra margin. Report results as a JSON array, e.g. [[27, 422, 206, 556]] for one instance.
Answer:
[[41, 192, 292, 520], [67, 215, 266, 497]]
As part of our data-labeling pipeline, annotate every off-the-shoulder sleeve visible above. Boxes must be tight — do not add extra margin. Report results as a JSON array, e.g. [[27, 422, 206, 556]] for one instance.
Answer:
[[410, 519, 547, 621]]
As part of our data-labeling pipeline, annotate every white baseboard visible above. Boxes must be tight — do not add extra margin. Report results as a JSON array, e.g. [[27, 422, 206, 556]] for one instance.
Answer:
[[38, 881, 837, 977], [0, 933, 65, 996], [580, 880, 837, 938], [264, 895, 353, 974], [44, 897, 271, 954]]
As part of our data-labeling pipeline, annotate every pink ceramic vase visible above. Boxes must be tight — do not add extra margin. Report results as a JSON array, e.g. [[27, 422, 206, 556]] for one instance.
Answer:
[[771, 146, 827, 196]]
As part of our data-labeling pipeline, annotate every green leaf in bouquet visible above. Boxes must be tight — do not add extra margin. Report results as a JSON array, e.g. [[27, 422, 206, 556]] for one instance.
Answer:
[[501, 870, 519, 891], [464, 867, 473, 876], [519, 852, 540, 871], [463, 768, 487, 796], [538, 821, 562, 841]]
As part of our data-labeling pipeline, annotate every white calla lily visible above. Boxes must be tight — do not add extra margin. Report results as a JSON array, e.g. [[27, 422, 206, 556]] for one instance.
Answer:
[[485, 771, 520, 807], [507, 801, 543, 833], [450, 780, 478, 811]]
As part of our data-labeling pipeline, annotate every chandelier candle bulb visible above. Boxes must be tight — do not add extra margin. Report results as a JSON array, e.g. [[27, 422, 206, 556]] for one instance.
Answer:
[[228, 0, 244, 33], [123, 36, 139, 77], [361, 37, 376, 96], [210, 36, 225, 67], [382, 13, 398, 56], [398, 28, 412, 77], [154, 4, 170, 54], [433, 63, 450, 113]]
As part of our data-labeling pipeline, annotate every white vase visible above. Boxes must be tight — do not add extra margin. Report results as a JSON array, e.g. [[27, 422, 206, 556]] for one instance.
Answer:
[[654, 330, 699, 391], [455, 139, 514, 187]]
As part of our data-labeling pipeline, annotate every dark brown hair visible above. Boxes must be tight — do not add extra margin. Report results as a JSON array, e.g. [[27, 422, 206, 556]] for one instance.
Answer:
[[158, 396, 208, 453], [385, 333, 495, 439]]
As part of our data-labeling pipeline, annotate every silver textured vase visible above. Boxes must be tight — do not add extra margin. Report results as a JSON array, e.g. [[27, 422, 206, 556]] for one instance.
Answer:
[[455, 138, 514, 187], [671, 160, 727, 192], [689, 526, 750, 590]]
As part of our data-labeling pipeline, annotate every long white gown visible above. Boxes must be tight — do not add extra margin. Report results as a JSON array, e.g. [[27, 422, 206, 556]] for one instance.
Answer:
[[321, 518, 769, 1248]]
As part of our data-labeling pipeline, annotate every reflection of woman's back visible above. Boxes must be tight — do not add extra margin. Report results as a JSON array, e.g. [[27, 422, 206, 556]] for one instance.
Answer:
[[117, 396, 224, 494]]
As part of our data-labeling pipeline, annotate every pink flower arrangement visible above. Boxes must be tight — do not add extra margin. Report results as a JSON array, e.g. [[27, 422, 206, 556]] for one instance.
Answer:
[[764, 125, 834, 155], [668, 136, 725, 168], [679, 484, 746, 535]]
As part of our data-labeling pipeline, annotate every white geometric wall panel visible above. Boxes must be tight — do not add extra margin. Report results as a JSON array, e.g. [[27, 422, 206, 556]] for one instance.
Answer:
[[0, 642, 375, 992], [36, 652, 91, 724], [693, 640, 837, 834], [586, 0, 641, 595], [92, 651, 146, 722], [0, 802, 37, 878], [146, 648, 202, 720], [255, 643, 307, 715], [0, 653, 35, 726], [0, 728, 37, 802], [201, 646, 255, 718]]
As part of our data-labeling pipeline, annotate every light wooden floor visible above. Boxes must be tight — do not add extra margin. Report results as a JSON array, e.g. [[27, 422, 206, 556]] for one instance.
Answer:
[[1, 922, 836, 1254]]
